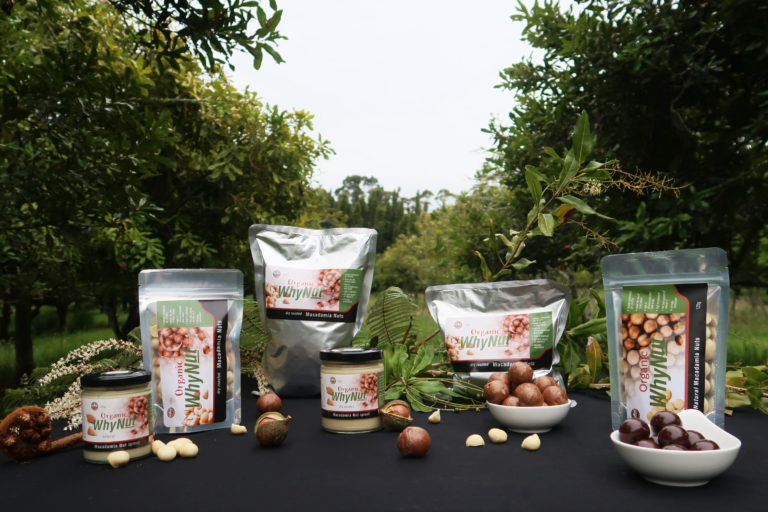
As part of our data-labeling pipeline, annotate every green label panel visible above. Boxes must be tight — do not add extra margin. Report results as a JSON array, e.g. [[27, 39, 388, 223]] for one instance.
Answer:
[[622, 285, 687, 314], [338, 269, 362, 312], [529, 312, 553, 357], [158, 301, 213, 328]]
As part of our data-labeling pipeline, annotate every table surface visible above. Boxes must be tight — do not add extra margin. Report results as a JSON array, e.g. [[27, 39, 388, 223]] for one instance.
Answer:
[[2, 377, 766, 512]]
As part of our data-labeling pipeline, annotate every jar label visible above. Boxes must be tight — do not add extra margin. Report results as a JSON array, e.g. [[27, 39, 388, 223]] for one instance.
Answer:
[[81, 393, 151, 451], [321, 371, 381, 419], [155, 299, 229, 427], [264, 265, 362, 322], [619, 284, 709, 422], [442, 309, 554, 372]]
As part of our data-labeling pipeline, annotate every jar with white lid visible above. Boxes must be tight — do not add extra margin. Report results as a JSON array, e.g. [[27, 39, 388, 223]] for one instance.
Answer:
[[320, 348, 384, 433], [80, 370, 152, 463]]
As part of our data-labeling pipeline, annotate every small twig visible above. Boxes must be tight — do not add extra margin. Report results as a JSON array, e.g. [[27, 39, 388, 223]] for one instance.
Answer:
[[423, 369, 454, 378], [413, 328, 441, 350], [402, 317, 413, 346], [727, 384, 768, 399]]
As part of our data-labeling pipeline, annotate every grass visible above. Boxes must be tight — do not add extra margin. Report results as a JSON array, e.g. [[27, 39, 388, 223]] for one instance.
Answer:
[[727, 293, 768, 366], [0, 306, 123, 388]]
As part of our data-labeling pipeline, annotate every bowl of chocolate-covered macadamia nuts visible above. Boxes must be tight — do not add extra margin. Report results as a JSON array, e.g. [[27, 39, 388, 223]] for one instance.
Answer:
[[610, 409, 741, 487], [485, 363, 574, 433]]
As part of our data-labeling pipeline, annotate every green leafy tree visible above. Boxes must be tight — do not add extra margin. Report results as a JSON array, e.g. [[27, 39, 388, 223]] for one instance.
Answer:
[[484, 0, 768, 287], [0, 0, 327, 379], [3, 0, 285, 72]]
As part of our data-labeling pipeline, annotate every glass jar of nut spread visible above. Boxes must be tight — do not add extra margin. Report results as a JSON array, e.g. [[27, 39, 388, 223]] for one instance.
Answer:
[[320, 348, 384, 433], [80, 370, 152, 463]]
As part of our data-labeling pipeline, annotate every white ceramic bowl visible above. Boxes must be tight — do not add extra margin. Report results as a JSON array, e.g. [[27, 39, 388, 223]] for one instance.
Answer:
[[487, 400, 574, 433], [609, 409, 741, 487]]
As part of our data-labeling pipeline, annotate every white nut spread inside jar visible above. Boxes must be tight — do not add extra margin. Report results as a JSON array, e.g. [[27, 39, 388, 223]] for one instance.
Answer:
[[80, 370, 153, 463], [320, 348, 383, 433]]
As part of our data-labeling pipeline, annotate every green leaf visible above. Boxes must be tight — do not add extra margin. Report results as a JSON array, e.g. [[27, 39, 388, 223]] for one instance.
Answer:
[[252, 47, 264, 69], [586, 336, 603, 380], [355, 287, 416, 347], [384, 383, 405, 400], [568, 365, 594, 389], [256, 5, 268, 27], [567, 318, 607, 337], [411, 379, 448, 396], [487, 219, 499, 256], [492, 269, 515, 280], [558, 149, 580, 189], [391, 344, 408, 379], [559, 340, 583, 380], [559, 195, 614, 220], [538, 212, 555, 236], [542, 147, 561, 162], [411, 345, 435, 376], [742, 366, 768, 384], [589, 289, 606, 318], [266, 10, 283, 32], [475, 251, 492, 281], [525, 165, 548, 182], [525, 167, 543, 204], [571, 111, 594, 164], [511, 258, 535, 270]]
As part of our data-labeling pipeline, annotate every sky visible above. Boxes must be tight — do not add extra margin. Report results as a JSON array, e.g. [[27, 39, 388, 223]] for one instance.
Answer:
[[228, 1, 539, 198]]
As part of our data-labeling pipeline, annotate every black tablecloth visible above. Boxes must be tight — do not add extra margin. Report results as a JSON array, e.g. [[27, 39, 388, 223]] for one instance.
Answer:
[[2, 377, 766, 511]]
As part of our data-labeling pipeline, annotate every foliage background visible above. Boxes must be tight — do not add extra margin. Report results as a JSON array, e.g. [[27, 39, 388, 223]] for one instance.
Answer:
[[0, 0, 766, 412]]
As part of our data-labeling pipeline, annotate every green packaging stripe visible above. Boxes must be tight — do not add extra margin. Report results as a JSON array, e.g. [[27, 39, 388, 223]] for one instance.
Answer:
[[529, 312, 553, 357], [622, 285, 687, 314], [338, 269, 362, 312], [158, 301, 213, 328]]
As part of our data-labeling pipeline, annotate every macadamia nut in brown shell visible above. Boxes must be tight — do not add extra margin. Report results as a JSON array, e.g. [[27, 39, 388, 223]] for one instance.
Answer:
[[484, 379, 510, 404], [542, 385, 569, 405], [508, 362, 534, 385], [534, 376, 558, 392], [514, 382, 544, 406]]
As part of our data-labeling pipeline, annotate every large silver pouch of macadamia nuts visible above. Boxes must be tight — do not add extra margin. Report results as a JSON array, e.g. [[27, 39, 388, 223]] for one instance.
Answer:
[[601, 248, 729, 429], [249, 225, 377, 396], [425, 280, 571, 387], [139, 269, 243, 434]]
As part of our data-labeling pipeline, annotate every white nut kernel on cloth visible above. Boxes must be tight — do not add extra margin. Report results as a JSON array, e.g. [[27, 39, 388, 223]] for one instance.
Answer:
[[427, 410, 441, 424], [107, 450, 130, 468], [178, 443, 199, 458], [230, 423, 248, 434], [465, 434, 485, 447], [152, 440, 166, 455], [167, 438, 194, 451], [488, 428, 508, 443], [521, 433, 541, 451], [157, 444, 178, 462]]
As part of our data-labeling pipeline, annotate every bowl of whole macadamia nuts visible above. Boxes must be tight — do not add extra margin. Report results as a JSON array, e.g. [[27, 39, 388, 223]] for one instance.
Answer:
[[610, 409, 741, 487], [485, 362, 574, 433]]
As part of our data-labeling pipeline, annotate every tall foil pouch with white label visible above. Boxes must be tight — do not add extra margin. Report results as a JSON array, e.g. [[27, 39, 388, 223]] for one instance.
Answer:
[[249, 225, 377, 396], [138, 269, 243, 434], [601, 248, 730, 430]]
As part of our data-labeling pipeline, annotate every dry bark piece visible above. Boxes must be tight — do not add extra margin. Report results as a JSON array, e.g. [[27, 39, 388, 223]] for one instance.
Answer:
[[0, 406, 82, 460]]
